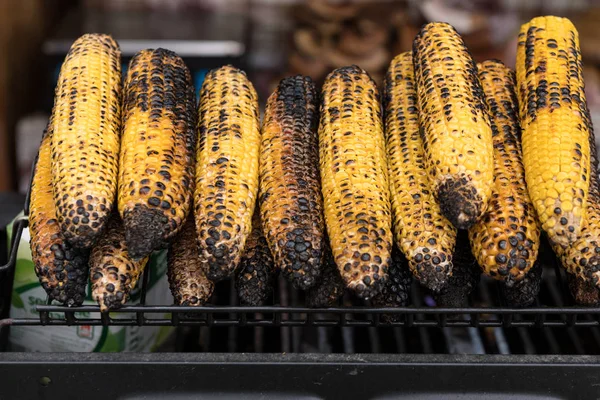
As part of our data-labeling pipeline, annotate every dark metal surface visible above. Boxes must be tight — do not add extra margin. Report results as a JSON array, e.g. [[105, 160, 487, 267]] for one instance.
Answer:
[[0, 353, 599, 399]]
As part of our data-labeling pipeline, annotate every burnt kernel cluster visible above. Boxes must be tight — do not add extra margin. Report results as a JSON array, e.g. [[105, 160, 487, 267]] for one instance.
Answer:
[[412, 22, 494, 231], [383, 52, 456, 292], [30, 129, 89, 306], [435, 233, 480, 308], [90, 215, 148, 312], [371, 249, 412, 322], [259, 76, 325, 290], [236, 213, 277, 306], [51, 34, 122, 250], [319, 65, 392, 299], [501, 262, 542, 307], [468, 60, 541, 283], [568, 273, 600, 306], [516, 16, 591, 246], [119, 48, 197, 260], [195, 65, 261, 282], [168, 217, 214, 306], [306, 242, 345, 307]]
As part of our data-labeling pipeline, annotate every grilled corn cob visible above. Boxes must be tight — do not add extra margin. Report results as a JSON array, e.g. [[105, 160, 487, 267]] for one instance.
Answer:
[[168, 216, 214, 306], [568, 274, 599, 306], [384, 51, 456, 291], [412, 22, 494, 229], [468, 60, 541, 284], [306, 240, 345, 308], [516, 16, 590, 246], [29, 124, 89, 306], [501, 262, 542, 307], [90, 214, 148, 311], [319, 65, 392, 299], [51, 34, 122, 249], [118, 48, 196, 260], [434, 232, 480, 307], [259, 75, 324, 289], [195, 65, 261, 281], [236, 211, 276, 306], [554, 123, 600, 285], [371, 248, 413, 320]]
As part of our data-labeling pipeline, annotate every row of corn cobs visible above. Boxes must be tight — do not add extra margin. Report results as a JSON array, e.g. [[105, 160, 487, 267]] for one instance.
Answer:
[[28, 15, 600, 312]]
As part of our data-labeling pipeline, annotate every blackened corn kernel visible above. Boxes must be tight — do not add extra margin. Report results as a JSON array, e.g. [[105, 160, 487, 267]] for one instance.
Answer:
[[195, 65, 261, 282], [468, 60, 541, 284], [236, 211, 276, 306], [168, 215, 214, 306], [306, 240, 345, 308], [384, 51, 456, 291], [434, 232, 480, 307], [51, 34, 122, 249], [30, 124, 89, 306], [516, 16, 590, 246], [259, 75, 325, 290], [119, 48, 197, 260], [319, 65, 393, 300], [371, 248, 412, 322], [412, 22, 494, 229], [501, 261, 542, 307], [90, 214, 148, 312]]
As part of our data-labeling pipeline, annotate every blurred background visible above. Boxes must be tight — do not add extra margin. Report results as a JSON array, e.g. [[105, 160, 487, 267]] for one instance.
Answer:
[[2, 0, 600, 195]]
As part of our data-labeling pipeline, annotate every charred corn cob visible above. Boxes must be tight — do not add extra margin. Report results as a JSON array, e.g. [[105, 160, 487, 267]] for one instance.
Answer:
[[501, 262, 542, 307], [236, 211, 276, 306], [516, 16, 591, 246], [319, 65, 392, 299], [434, 232, 480, 307], [306, 240, 345, 308], [412, 22, 494, 229], [29, 124, 89, 306], [553, 124, 600, 285], [51, 34, 122, 249], [384, 51, 456, 291], [568, 274, 599, 306], [468, 60, 541, 284], [371, 248, 413, 321], [259, 76, 324, 290], [90, 215, 148, 311], [118, 48, 196, 260], [195, 65, 261, 282], [168, 216, 214, 306]]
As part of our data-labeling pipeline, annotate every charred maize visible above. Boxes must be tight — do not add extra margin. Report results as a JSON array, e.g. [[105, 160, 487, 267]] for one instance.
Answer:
[[468, 60, 541, 284], [259, 75, 324, 290], [51, 34, 122, 249], [501, 262, 542, 307], [371, 248, 413, 318], [319, 65, 392, 299], [168, 216, 214, 306], [195, 66, 261, 281], [306, 240, 345, 308], [236, 211, 276, 306], [118, 48, 196, 260], [29, 124, 89, 306], [90, 215, 148, 312], [384, 51, 456, 291], [568, 274, 599, 306], [434, 232, 480, 307], [516, 16, 591, 246], [553, 122, 600, 285], [412, 22, 494, 229]]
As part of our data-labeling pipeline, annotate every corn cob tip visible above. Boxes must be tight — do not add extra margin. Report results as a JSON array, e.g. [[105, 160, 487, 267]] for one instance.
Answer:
[[412, 247, 452, 292], [371, 249, 412, 320], [306, 244, 345, 308], [501, 262, 542, 307], [568, 273, 600, 306], [437, 177, 484, 229], [345, 271, 388, 300], [41, 248, 89, 306], [123, 205, 174, 259]]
